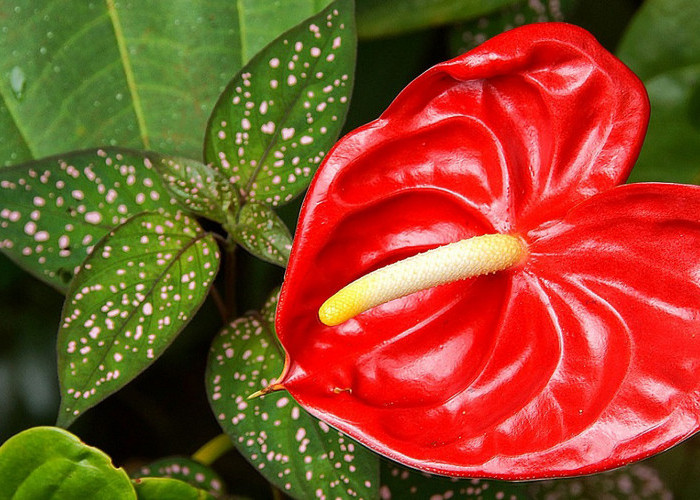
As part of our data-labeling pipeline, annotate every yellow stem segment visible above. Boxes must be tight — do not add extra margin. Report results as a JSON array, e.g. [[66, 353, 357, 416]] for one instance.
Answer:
[[318, 233, 526, 326]]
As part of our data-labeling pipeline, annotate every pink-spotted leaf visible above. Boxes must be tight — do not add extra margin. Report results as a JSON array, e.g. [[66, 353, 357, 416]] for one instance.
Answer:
[[152, 154, 238, 224], [529, 463, 671, 499], [206, 289, 380, 500], [132, 477, 216, 500], [57, 212, 220, 427], [230, 201, 292, 267], [0, 148, 179, 291], [380, 461, 527, 500], [0, 426, 135, 499], [132, 456, 225, 497], [204, 0, 356, 208]]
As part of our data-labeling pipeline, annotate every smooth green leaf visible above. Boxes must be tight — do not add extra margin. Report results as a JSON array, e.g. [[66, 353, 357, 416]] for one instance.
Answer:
[[132, 456, 225, 497], [206, 289, 380, 500], [356, 0, 518, 38], [0, 1, 335, 165], [0, 426, 135, 500], [0, 148, 179, 291], [529, 462, 671, 498], [205, 0, 356, 208], [449, 0, 579, 56], [617, 0, 700, 184], [133, 477, 215, 500], [230, 202, 293, 267], [152, 154, 238, 224], [380, 461, 528, 500], [57, 212, 220, 427]]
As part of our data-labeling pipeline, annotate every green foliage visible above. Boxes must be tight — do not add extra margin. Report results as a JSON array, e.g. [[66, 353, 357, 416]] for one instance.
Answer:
[[204, 0, 356, 208], [0, 0, 334, 164], [618, 0, 700, 184], [231, 202, 293, 267], [132, 456, 226, 497], [132, 477, 216, 500], [207, 289, 381, 500], [0, 148, 178, 291], [0, 426, 135, 500], [57, 212, 220, 427], [356, 0, 519, 38]]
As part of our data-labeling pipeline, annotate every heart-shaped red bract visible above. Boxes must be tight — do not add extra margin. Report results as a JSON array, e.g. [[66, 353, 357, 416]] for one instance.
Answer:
[[274, 22, 700, 479]]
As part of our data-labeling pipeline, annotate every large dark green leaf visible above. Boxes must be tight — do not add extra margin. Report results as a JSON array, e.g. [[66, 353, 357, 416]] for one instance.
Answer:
[[0, 1, 333, 165], [206, 289, 380, 500], [0, 426, 135, 499], [617, 0, 700, 184], [231, 201, 293, 267], [57, 212, 220, 427], [204, 0, 356, 208], [356, 0, 518, 38], [0, 148, 179, 291]]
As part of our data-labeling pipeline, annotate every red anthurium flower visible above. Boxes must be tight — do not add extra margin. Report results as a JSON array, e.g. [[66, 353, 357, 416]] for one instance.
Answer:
[[271, 22, 700, 479]]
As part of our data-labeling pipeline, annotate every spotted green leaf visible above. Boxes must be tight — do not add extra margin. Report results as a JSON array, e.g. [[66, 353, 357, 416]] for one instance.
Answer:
[[57, 212, 220, 427], [152, 155, 238, 224], [0, 426, 135, 500], [528, 463, 671, 499], [229, 202, 292, 267], [0, 1, 334, 165], [356, 0, 518, 38], [380, 461, 527, 500], [132, 457, 225, 497], [449, 0, 579, 56], [206, 289, 380, 500], [618, 0, 700, 184], [204, 0, 356, 208], [0, 148, 179, 291], [133, 477, 215, 500]]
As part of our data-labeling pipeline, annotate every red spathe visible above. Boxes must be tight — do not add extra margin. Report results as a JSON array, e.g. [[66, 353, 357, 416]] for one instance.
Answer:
[[275, 22, 700, 478]]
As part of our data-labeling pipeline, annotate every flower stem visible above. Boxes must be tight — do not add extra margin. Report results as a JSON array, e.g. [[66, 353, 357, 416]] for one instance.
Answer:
[[192, 433, 234, 466]]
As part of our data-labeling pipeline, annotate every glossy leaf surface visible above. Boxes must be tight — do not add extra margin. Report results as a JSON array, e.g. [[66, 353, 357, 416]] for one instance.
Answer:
[[204, 0, 356, 207], [132, 457, 225, 497], [275, 23, 700, 478], [618, 0, 700, 184], [206, 290, 380, 500], [133, 477, 215, 500], [356, 0, 518, 38], [0, 426, 135, 499], [231, 201, 293, 266], [57, 212, 219, 427], [0, 148, 178, 291], [0, 0, 333, 164]]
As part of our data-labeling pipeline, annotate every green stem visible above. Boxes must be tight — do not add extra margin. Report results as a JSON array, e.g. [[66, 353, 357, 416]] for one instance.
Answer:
[[192, 433, 234, 466]]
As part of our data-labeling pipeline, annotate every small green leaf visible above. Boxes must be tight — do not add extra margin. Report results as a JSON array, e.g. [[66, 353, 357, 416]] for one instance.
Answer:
[[529, 463, 671, 498], [152, 154, 238, 224], [380, 460, 528, 500], [57, 212, 220, 427], [206, 289, 380, 500], [132, 457, 225, 497], [618, 0, 700, 184], [230, 202, 293, 267], [205, 0, 356, 207], [449, 0, 579, 56], [356, 0, 518, 38], [0, 148, 179, 291], [0, 426, 135, 500], [133, 477, 215, 500]]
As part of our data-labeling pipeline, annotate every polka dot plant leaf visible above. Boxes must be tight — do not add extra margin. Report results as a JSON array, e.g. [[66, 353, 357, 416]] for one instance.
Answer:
[[0, 148, 180, 292], [206, 289, 380, 500], [379, 461, 528, 500], [152, 154, 239, 224], [132, 477, 216, 500], [231, 201, 293, 267], [204, 0, 356, 208], [57, 212, 220, 427], [132, 456, 226, 497]]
